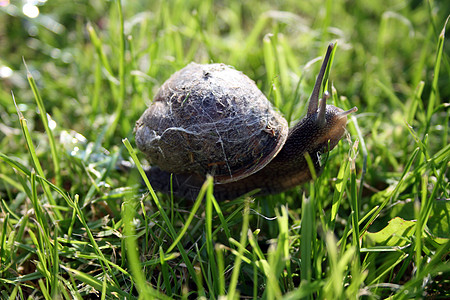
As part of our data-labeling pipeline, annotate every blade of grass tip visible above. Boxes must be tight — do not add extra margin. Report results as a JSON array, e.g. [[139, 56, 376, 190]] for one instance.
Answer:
[[215, 244, 226, 296], [23, 59, 60, 186], [106, 0, 126, 142], [123, 138, 203, 288], [194, 244, 210, 299], [11, 92, 62, 220], [323, 42, 337, 93], [227, 201, 250, 300], [426, 16, 448, 123]]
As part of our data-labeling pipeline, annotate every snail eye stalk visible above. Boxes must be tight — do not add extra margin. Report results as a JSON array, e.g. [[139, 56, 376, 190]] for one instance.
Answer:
[[317, 91, 330, 125], [307, 43, 334, 116], [337, 106, 358, 119]]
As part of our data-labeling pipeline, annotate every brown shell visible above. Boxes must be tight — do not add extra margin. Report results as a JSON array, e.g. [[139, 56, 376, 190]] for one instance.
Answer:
[[134, 63, 288, 183]]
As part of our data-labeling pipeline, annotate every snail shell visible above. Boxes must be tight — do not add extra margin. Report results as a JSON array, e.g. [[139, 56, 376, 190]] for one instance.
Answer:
[[135, 63, 288, 183]]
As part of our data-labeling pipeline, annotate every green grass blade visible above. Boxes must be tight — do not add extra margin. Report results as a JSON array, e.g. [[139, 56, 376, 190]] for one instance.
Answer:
[[24, 62, 61, 186], [106, 0, 126, 141], [71, 195, 120, 287], [426, 16, 448, 121], [62, 266, 135, 299], [11, 93, 61, 220], [215, 244, 226, 296], [205, 177, 219, 295], [122, 138, 204, 290], [122, 193, 168, 298], [361, 148, 420, 235], [227, 201, 250, 299], [349, 153, 360, 256], [159, 246, 173, 297], [301, 189, 314, 284]]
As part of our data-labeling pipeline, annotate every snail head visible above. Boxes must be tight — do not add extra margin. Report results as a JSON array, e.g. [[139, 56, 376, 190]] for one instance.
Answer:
[[304, 43, 357, 152]]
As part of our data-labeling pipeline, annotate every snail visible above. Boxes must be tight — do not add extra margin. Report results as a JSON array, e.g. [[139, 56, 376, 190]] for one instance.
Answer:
[[134, 43, 357, 200]]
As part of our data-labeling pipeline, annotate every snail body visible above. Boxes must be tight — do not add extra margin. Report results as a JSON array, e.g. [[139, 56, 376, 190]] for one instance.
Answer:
[[135, 44, 357, 200]]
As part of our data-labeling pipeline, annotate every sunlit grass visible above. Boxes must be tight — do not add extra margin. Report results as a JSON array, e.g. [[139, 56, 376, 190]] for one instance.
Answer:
[[0, 0, 449, 298]]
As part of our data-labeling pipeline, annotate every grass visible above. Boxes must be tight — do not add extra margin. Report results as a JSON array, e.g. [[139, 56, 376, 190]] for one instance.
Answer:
[[0, 0, 449, 298]]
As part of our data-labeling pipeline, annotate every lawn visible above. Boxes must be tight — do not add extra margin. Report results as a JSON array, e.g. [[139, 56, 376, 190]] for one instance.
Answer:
[[0, 0, 449, 299]]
